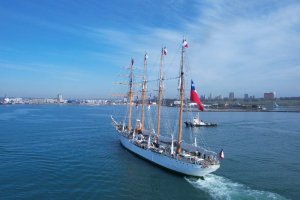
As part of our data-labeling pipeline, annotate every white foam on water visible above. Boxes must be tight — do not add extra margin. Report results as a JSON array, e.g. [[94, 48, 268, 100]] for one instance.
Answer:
[[185, 174, 288, 200]]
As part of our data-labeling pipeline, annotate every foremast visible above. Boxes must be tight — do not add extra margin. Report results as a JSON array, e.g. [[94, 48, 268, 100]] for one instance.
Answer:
[[176, 41, 185, 154], [127, 58, 134, 131]]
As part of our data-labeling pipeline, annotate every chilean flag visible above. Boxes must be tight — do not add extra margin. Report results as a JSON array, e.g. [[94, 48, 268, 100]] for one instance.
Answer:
[[190, 80, 204, 111]]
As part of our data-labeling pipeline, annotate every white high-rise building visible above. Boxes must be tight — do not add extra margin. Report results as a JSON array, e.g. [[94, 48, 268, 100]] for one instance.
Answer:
[[57, 94, 64, 103]]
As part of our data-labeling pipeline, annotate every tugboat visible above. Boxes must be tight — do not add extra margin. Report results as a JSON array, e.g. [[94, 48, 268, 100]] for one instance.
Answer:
[[184, 113, 217, 127]]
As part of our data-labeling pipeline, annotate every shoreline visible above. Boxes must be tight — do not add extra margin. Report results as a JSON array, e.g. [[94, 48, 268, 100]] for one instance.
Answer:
[[1, 103, 300, 113]]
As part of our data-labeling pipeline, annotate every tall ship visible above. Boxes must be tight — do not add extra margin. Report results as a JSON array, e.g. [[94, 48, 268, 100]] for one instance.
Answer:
[[111, 39, 222, 177]]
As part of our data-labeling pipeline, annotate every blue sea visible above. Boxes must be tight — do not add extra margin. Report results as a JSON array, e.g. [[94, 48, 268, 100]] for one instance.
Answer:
[[0, 105, 299, 200]]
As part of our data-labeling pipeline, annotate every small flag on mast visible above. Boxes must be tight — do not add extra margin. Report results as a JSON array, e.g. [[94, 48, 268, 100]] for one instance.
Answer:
[[131, 58, 134, 65], [219, 149, 224, 160], [162, 47, 167, 55], [182, 39, 188, 48], [190, 80, 204, 111], [144, 53, 148, 61]]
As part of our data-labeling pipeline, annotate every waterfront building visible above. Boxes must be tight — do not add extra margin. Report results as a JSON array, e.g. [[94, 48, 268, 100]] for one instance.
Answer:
[[264, 92, 276, 100], [229, 92, 234, 100], [209, 93, 212, 100], [215, 95, 223, 100], [250, 95, 255, 100], [3, 97, 10, 104], [57, 94, 64, 103]]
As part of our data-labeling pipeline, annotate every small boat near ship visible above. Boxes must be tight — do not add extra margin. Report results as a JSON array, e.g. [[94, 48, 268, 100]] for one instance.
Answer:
[[111, 39, 222, 177], [184, 114, 217, 127], [184, 80, 217, 127]]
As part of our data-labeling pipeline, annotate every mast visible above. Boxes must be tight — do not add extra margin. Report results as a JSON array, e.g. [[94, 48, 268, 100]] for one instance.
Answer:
[[141, 53, 148, 130], [128, 58, 134, 131], [176, 42, 185, 154], [157, 47, 165, 137]]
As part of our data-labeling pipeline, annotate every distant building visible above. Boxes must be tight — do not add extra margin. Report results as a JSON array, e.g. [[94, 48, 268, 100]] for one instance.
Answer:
[[173, 100, 181, 105], [57, 94, 64, 103], [3, 97, 10, 104], [264, 92, 276, 100], [229, 92, 234, 100], [244, 94, 249, 100], [215, 95, 223, 100], [10, 97, 23, 104]]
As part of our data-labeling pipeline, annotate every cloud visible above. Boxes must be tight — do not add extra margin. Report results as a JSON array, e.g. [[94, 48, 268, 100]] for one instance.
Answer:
[[2, 0, 299, 98], [187, 1, 300, 97], [88, 0, 300, 97], [0, 62, 89, 82]]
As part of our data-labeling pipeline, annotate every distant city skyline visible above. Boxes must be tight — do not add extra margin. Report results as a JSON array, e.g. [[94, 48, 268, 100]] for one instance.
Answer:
[[2, 90, 297, 100], [1, 0, 300, 98]]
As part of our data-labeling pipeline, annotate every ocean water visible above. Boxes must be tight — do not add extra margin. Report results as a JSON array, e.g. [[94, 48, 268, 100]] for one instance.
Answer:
[[0, 105, 299, 200]]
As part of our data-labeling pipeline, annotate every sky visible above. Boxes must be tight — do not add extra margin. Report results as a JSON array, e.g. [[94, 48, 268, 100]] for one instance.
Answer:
[[0, 0, 300, 99]]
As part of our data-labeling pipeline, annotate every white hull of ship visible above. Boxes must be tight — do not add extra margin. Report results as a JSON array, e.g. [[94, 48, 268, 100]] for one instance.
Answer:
[[119, 134, 219, 177]]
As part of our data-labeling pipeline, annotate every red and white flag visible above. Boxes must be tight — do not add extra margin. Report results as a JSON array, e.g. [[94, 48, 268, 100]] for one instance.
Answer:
[[162, 47, 167, 55], [182, 39, 188, 48], [190, 80, 204, 111], [219, 149, 224, 160]]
